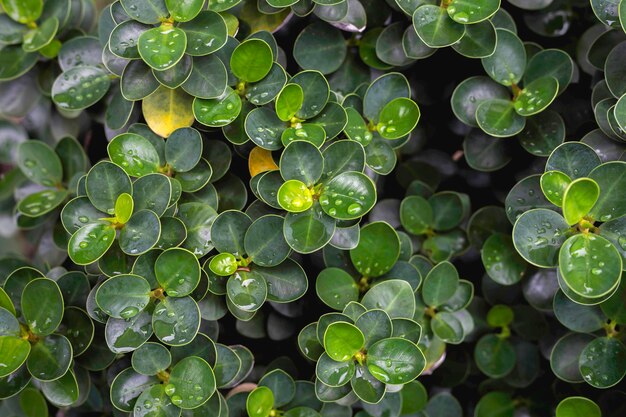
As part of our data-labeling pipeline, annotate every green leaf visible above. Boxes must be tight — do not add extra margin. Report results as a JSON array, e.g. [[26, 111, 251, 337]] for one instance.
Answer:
[[166, 0, 204, 22], [96, 274, 151, 319], [17, 141, 63, 187], [110, 20, 149, 59], [105, 307, 153, 354], [556, 397, 601, 417], [22, 16, 58, 52], [209, 253, 238, 277], [551, 332, 593, 383], [474, 334, 516, 378], [475, 392, 515, 417], [138, 26, 187, 71], [115, 193, 134, 224], [18, 387, 48, 417], [178, 202, 218, 257], [284, 202, 335, 253], [164, 127, 203, 173], [316, 267, 358, 310], [0, 46, 38, 82], [119, 210, 161, 255], [132, 174, 172, 217], [277, 180, 314, 213], [244, 215, 291, 266], [462, 128, 512, 172], [451, 76, 511, 127], [231, 39, 273, 83], [293, 22, 347, 74], [452, 20, 497, 59], [132, 342, 171, 375], [540, 170, 571, 207], [121, 0, 168, 24], [86, 161, 133, 215], [429, 191, 468, 231], [524, 49, 573, 94], [276, 83, 304, 122], [152, 296, 200, 346], [227, 269, 268, 312], [0, 336, 30, 378], [350, 221, 399, 277], [366, 337, 425, 384], [481, 28, 526, 86], [291, 70, 330, 120], [179, 11, 228, 56], [513, 77, 559, 117], [156, 248, 201, 297], [181, 55, 227, 99], [168, 356, 216, 408], [247, 386, 274, 417], [134, 384, 179, 417], [0, 0, 43, 24], [519, 110, 566, 157], [376, 22, 418, 67], [22, 278, 63, 336], [256, 258, 308, 303], [246, 63, 287, 106], [546, 143, 601, 183], [579, 337, 626, 388], [194, 87, 242, 128], [588, 161, 626, 222], [512, 208, 570, 267], [323, 321, 364, 362], [476, 99, 526, 138], [68, 222, 116, 265], [361, 280, 416, 319], [213, 343, 241, 387], [431, 311, 465, 344], [355, 309, 393, 348], [343, 107, 373, 146], [316, 352, 355, 387], [321, 140, 366, 181], [482, 233, 527, 285], [412, 5, 466, 48], [280, 140, 323, 186], [376, 98, 420, 140], [259, 369, 295, 407], [319, 172, 376, 220], [210, 211, 251, 255], [447, 0, 499, 24], [422, 261, 459, 307], [18, 189, 67, 218], [363, 72, 410, 123], [107, 133, 161, 177], [27, 334, 72, 381], [350, 364, 385, 404], [52, 66, 111, 110], [245, 107, 286, 151], [559, 234, 622, 299], [562, 178, 600, 225], [298, 323, 324, 361]]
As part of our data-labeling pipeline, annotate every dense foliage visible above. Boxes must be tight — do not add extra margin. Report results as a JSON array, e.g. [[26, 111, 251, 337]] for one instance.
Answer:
[[0, 0, 625, 416]]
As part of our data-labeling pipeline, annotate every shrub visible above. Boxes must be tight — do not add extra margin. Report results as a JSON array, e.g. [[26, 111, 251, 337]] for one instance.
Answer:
[[0, 0, 624, 417]]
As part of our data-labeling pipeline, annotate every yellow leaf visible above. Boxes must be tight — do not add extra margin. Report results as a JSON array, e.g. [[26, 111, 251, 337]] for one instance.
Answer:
[[249, 146, 278, 177], [239, 1, 290, 33], [219, 12, 239, 37], [142, 86, 194, 138]]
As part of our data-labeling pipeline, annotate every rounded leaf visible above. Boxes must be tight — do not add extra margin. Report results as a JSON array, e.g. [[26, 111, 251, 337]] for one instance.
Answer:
[[231, 39, 273, 83], [366, 338, 425, 384], [323, 322, 364, 362], [559, 234, 622, 299], [96, 274, 151, 319]]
